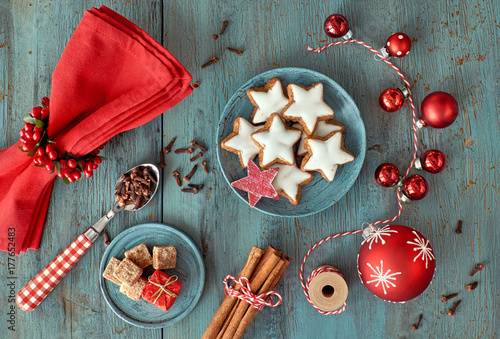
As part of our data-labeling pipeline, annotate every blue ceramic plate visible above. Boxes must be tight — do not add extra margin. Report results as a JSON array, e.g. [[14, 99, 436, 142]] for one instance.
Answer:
[[217, 68, 366, 217], [99, 223, 205, 329]]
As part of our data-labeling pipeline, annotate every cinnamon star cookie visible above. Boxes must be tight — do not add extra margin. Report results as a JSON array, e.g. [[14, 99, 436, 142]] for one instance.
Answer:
[[293, 120, 344, 157], [282, 83, 335, 135], [247, 78, 289, 124], [271, 163, 313, 205], [221, 117, 261, 169], [301, 131, 354, 182], [251, 113, 302, 168]]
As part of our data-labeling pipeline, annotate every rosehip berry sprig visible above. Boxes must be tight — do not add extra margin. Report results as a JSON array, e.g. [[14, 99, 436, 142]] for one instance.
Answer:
[[18, 97, 107, 184]]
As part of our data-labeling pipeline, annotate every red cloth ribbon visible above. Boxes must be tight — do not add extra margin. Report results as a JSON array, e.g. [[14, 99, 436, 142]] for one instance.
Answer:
[[0, 6, 192, 254]]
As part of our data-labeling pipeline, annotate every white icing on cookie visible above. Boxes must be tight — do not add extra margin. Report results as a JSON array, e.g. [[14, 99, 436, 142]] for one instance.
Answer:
[[282, 83, 334, 135], [251, 114, 302, 168], [271, 163, 313, 205], [293, 120, 344, 156], [302, 132, 354, 181], [222, 117, 261, 168], [248, 78, 289, 124]]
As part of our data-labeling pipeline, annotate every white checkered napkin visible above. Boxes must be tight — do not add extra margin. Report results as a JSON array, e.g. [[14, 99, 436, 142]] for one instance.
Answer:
[[16, 234, 93, 311]]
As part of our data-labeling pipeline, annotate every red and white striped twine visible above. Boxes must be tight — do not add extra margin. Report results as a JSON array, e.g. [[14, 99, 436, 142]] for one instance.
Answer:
[[301, 38, 419, 314], [223, 275, 282, 310]]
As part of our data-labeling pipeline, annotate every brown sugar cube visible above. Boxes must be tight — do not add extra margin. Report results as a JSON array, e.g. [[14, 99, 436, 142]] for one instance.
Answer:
[[153, 246, 177, 270], [102, 257, 122, 285], [125, 277, 148, 301], [113, 258, 143, 286], [124, 243, 153, 268], [119, 283, 129, 295]]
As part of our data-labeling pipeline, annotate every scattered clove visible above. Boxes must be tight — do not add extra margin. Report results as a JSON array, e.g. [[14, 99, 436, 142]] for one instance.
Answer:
[[202, 160, 209, 174], [190, 152, 203, 162], [163, 137, 176, 154], [466, 281, 478, 291], [190, 140, 208, 152], [441, 292, 459, 303], [181, 188, 199, 194], [193, 82, 200, 88], [201, 56, 219, 69], [212, 34, 218, 40], [470, 263, 484, 276], [158, 149, 166, 168], [175, 147, 195, 154], [411, 313, 422, 330], [226, 47, 243, 56], [103, 231, 110, 246], [219, 20, 228, 35], [188, 183, 204, 190], [184, 165, 198, 182], [455, 220, 463, 234], [447, 300, 461, 316], [172, 171, 182, 187]]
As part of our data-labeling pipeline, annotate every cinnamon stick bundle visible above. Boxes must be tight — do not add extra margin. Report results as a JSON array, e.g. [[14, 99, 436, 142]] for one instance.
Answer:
[[203, 246, 290, 339]]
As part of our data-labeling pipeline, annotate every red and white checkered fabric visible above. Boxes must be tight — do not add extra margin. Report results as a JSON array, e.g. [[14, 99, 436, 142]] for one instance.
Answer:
[[16, 233, 93, 311]]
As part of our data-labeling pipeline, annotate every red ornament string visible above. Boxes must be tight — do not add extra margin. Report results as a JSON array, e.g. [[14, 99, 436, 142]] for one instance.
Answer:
[[301, 38, 420, 314], [223, 275, 282, 310]]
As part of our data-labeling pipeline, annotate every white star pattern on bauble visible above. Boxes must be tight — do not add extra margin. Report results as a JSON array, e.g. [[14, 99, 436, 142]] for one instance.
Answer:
[[407, 231, 435, 269], [252, 114, 302, 168], [248, 79, 289, 124], [223, 117, 261, 168], [302, 132, 354, 181], [283, 83, 334, 134], [363, 226, 399, 250], [366, 260, 402, 295]]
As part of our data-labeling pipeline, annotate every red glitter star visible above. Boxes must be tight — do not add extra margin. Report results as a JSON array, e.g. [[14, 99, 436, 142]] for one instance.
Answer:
[[231, 159, 280, 208]]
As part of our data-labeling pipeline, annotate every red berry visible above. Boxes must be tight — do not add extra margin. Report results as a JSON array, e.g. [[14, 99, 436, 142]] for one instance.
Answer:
[[45, 144, 55, 153], [40, 108, 50, 120], [93, 157, 102, 165], [41, 97, 50, 107], [32, 131, 42, 142], [57, 172, 64, 178], [67, 158, 77, 169], [39, 155, 48, 164], [35, 147, 45, 157], [24, 123, 33, 132], [19, 129, 26, 138], [22, 143, 35, 151], [25, 130, 33, 141], [46, 161, 55, 172], [84, 169, 93, 178], [66, 176, 76, 183], [93, 149, 100, 155], [92, 163, 98, 169], [85, 162, 94, 172], [48, 150, 58, 160], [60, 159, 67, 168], [31, 106, 42, 118], [73, 171, 81, 180], [34, 126, 44, 133], [33, 156, 41, 165]]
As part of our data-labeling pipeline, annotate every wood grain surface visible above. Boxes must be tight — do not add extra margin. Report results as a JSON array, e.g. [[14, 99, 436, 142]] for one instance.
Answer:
[[0, 0, 498, 338]]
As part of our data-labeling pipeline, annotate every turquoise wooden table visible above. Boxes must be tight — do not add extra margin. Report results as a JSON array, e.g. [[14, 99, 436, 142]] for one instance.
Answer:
[[1, 0, 498, 338]]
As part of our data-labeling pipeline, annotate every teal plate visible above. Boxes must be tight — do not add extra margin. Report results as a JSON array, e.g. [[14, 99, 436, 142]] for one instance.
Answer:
[[217, 67, 366, 217], [99, 223, 205, 329]]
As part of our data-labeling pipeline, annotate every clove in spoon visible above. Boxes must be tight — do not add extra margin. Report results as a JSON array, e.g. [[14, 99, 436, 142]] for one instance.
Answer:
[[16, 163, 160, 312]]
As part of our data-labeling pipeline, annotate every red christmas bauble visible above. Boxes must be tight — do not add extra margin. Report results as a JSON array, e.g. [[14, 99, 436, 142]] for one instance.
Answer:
[[358, 225, 435, 302], [421, 150, 446, 173], [385, 33, 411, 58], [419, 91, 459, 128], [324, 14, 349, 38], [379, 88, 405, 112], [375, 163, 400, 187], [403, 174, 428, 200]]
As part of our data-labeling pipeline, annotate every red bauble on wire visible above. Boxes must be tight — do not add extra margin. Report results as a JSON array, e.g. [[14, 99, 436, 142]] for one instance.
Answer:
[[379, 86, 409, 112], [384, 33, 411, 58], [374, 163, 400, 187], [415, 149, 446, 173], [358, 224, 435, 302], [402, 174, 428, 201], [418, 91, 459, 128], [324, 14, 352, 40]]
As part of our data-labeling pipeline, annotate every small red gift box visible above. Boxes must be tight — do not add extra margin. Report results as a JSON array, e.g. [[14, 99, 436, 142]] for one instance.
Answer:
[[142, 270, 182, 311]]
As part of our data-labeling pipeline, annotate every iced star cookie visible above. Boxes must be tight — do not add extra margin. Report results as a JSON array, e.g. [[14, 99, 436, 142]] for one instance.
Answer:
[[247, 78, 289, 124], [301, 131, 354, 182], [293, 120, 345, 157], [271, 163, 313, 205], [251, 113, 302, 168], [282, 83, 335, 135], [221, 117, 261, 169]]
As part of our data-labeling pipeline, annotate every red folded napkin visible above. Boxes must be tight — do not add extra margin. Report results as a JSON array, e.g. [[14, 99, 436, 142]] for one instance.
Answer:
[[0, 6, 192, 254]]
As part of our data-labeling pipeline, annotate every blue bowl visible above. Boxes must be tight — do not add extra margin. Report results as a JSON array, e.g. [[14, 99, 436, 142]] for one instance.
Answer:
[[217, 67, 366, 217], [99, 223, 205, 329]]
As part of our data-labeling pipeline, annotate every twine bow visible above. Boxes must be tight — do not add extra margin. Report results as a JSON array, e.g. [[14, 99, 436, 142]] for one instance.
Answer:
[[147, 275, 178, 305], [223, 275, 282, 311]]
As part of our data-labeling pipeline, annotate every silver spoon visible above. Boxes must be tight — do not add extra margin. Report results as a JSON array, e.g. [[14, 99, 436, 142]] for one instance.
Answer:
[[16, 163, 160, 312]]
